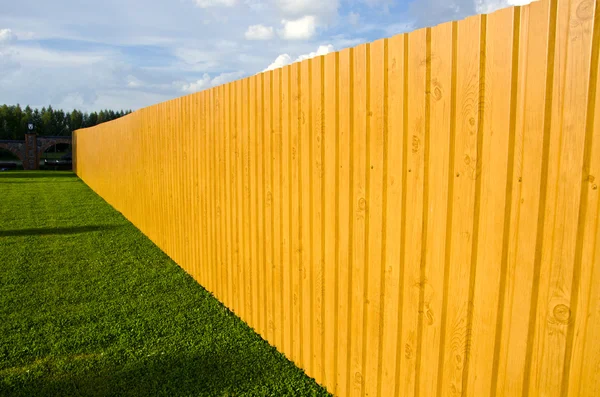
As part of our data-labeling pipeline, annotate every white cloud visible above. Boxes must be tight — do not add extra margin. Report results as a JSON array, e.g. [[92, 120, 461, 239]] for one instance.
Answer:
[[245, 24, 274, 40], [180, 70, 245, 93], [180, 74, 212, 92], [264, 53, 292, 71], [0, 28, 16, 45], [210, 70, 245, 85], [194, 0, 237, 8], [279, 16, 317, 40], [476, 0, 535, 13], [296, 44, 333, 61], [263, 43, 333, 71]]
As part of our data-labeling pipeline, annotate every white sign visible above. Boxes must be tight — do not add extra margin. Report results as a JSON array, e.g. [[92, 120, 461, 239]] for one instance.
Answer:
[[28, 123, 34, 131]]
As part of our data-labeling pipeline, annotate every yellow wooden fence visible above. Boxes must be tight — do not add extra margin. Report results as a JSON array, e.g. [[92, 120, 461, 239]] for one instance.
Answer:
[[73, 0, 600, 395]]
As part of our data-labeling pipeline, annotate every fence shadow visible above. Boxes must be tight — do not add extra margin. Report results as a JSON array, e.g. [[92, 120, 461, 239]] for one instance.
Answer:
[[2, 350, 284, 397], [0, 225, 121, 237]]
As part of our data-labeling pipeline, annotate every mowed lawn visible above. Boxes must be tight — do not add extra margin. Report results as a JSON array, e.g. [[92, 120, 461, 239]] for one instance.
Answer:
[[0, 171, 330, 397]]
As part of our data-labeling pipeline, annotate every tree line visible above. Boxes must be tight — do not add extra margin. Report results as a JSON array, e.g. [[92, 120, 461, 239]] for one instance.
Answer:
[[0, 104, 132, 141]]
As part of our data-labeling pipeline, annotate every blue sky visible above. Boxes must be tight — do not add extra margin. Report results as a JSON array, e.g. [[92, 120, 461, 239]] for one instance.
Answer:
[[0, 0, 531, 112]]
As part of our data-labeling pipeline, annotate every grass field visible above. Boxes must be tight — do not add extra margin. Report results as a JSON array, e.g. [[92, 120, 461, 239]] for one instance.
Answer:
[[0, 171, 330, 397]]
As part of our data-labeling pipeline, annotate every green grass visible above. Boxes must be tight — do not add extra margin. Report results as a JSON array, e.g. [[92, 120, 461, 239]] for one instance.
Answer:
[[0, 171, 330, 397]]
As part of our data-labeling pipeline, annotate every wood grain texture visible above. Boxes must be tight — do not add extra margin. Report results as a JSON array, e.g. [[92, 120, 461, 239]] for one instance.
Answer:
[[74, 1, 600, 395]]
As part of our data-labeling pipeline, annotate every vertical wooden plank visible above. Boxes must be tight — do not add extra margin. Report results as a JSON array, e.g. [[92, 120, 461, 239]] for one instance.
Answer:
[[189, 95, 196, 279], [249, 76, 259, 330], [183, 96, 190, 274], [263, 70, 274, 344], [172, 98, 180, 267], [281, 65, 292, 357], [528, 0, 596, 395], [191, 94, 200, 281], [380, 33, 405, 397], [242, 78, 253, 321], [223, 84, 231, 308], [167, 101, 175, 260], [493, 3, 550, 395], [272, 68, 283, 351], [310, 55, 324, 384], [323, 51, 338, 394], [349, 43, 368, 397], [256, 73, 266, 336], [228, 83, 239, 315], [397, 27, 427, 397], [177, 98, 184, 272], [169, 99, 177, 263], [290, 62, 302, 365], [161, 102, 168, 253], [417, 21, 452, 397], [215, 89, 223, 300], [579, 220, 600, 396], [177, 97, 185, 268], [201, 91, 210, 289], [201, 92, 208, 285], [182, 97, 189, 273], [160, 102, 168, 254], [336, 47, 352, 397], [218, 86, 226, 304], [201, 93, 209, 291], [572, 10, 600, 394], [438, 14, 482, 397], [364, 37, 386, 397], [465, 6, 516, 396], [235, 80, 245, 318], [224, 84, 233, 309], [210, 89, 219, 297], [300, 58, 312, 373], [209, 92, 217, 294], [182, 100, 189, 277], [188, 101, 195, 281]]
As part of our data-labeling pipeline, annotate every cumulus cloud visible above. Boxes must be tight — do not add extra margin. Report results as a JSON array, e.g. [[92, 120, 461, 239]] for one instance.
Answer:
[[476, 0, 535, 13], [210, 70, 245, 85], [0, 28, 16, 46], [263, 53, 292, 71], [279, 16, 317, 40], [194, 0, 237, 7], [245, 24, 274, 40], [263, 44, 334, 71], [180, 70, 245, 93], [296, 44, 334, 61]]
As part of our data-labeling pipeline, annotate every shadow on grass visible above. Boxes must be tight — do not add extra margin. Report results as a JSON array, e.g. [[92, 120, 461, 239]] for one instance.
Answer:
[[0, 172, 76, 179], [0, 225, 121, 237], [0, 180, 81, 184], [2, 350, 294, 397]]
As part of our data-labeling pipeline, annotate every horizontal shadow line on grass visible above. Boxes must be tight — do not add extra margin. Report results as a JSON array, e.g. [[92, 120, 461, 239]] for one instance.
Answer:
[[0, 225, 121, 237]]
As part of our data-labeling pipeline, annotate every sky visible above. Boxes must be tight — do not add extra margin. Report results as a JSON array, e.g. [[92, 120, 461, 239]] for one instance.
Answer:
[[0, 0, 533, 112]]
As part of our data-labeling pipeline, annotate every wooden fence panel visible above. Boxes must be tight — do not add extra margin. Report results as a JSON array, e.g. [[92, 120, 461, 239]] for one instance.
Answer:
[[74, 1, 600, 395]]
